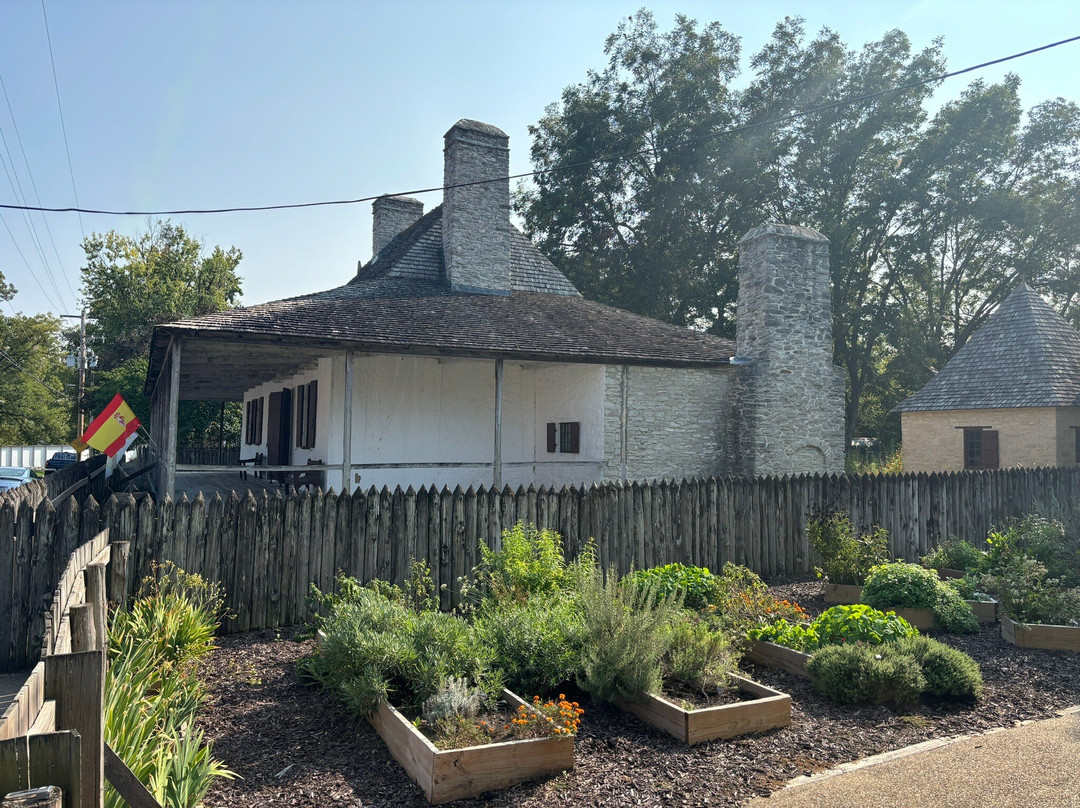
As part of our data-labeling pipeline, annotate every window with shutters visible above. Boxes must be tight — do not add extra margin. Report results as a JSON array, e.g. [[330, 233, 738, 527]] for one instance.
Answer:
[[293, 381, 318, 449], [962, 427, 999, 470], [546, 421, 580, 454], [245, 397, 264, 445]]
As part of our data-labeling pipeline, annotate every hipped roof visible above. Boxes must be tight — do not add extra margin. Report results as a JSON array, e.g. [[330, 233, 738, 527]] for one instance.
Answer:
[[894, 283, 1080, 412], [146, 207, 734, 398]]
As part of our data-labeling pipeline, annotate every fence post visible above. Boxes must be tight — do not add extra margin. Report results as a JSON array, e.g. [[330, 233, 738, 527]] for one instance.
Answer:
[[106, 543, 130, 607], [44, 650, 101, 808]]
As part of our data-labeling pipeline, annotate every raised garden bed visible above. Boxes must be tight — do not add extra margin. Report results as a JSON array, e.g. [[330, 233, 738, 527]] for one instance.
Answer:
[[744, 639, 811, 678], [1000, 616, 1080, 653], [823, 583, 863, 604], [892, 607, 934, 631], [614, 674, 790, 745], [367, 689, 575, 804], [968, 598, 998, 624]]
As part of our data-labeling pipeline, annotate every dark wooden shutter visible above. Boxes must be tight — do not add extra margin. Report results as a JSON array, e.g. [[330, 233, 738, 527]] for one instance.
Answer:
[[295, 385, 306, 448], [257, 397, 264, 443], [307, 381, 318, 446], [982, 430, 999, 469], [245, 400, 251, 444], [546, 423, 557, 453], [566, 421, 581, 454]]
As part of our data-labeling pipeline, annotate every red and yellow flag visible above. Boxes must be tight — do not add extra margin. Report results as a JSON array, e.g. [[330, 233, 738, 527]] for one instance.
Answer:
[[80, 394, 141, 457]]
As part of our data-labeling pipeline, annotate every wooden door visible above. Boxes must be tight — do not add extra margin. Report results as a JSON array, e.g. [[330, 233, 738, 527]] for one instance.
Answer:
[[266, 389, 293, 480]]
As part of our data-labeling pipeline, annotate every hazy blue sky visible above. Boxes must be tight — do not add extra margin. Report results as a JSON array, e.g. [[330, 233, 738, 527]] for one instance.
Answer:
[[2, 1, 1079, 319]]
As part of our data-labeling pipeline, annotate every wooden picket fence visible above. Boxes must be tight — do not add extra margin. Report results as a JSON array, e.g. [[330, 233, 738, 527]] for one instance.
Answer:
[[4, 466, 1079, 644]]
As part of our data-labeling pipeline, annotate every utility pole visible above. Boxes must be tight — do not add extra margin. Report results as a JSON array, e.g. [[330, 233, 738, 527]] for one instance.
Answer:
[[61, 309, 89, 456]]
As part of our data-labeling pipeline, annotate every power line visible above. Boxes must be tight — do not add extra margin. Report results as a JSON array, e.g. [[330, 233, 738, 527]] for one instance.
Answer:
[[0, 72, 79, 304], [0, 210, 63, 312], [39, 0, 85, 237], [1, 32, 1078, 218], [0, 345, 64, 398]]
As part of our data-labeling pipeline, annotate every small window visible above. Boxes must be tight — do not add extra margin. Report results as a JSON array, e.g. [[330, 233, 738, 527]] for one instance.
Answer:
[[546, 421, 580, 454], [963, 427, 998, 470], [293, 381, 318, 449]]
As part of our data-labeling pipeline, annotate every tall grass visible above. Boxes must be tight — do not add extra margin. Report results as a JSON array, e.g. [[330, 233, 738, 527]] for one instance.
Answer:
[[106, 563, 234, 808]]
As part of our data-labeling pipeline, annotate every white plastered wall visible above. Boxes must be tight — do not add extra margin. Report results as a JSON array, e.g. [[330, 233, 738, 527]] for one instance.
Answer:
[[239, 357, 333, 470]]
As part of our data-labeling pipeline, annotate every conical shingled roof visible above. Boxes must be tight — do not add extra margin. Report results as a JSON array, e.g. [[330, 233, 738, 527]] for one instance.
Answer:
[[894, 284, 1080, 412]]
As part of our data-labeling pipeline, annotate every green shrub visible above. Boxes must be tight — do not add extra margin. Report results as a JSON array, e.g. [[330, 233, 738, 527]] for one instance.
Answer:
[[577, 569, 678, 703], [661, 613, 739, 692], [747, 619, 820, 652], [812, 604, 918, 646], [628, 563, 720, 611], [807, 644, 925, 705], [473, 522, 570, 603], [808, 512, 890, 586], [985, 515, 1080, 586], [890, 637, 983, 700], [944, 575, 978, 600], [106, 564, 233, 808], [709, 562, 809, 633], [861, 562, 939, 610], [931, 586, 980, 634], [474, 594, 586, 695], [980, 556, 1080, 625], [921, 539, 986, 573]]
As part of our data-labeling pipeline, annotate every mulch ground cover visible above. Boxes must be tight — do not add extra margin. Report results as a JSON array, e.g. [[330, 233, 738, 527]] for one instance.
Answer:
[[196, 577, 1080, 808]]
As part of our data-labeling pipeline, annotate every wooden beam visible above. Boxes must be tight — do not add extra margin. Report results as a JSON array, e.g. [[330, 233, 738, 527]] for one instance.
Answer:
[[103, 743, 162, 808], [164, 340, 181, 499], [342, 351, 354, 494], [493, 358, 503, 490]]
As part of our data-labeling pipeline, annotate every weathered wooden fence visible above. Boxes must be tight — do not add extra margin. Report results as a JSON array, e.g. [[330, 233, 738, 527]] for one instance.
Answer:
[[5, 466, 1079, 639]]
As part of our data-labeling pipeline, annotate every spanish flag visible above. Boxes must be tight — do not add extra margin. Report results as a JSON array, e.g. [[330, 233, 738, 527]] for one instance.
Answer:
[[80, 393, 141, 457]]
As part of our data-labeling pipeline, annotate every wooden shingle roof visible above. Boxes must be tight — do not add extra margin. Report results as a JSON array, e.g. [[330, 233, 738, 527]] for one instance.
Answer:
[[146, 211, 734, 397], [894, 284, 1080, 412]]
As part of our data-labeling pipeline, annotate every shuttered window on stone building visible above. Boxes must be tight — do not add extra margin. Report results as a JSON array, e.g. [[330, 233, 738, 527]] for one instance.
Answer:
[[962, 427, 998, 470]]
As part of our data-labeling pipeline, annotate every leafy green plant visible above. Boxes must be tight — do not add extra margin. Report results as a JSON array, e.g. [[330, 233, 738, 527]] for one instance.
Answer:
[[661, 613, 738, 693], [985, 514, 1080, 586], [628, 563, 720, 611], [472, 522, 570, 603], [921, 539, 986, 573], [473, 594, 586, 695], [577, 568, 679, 703], [862, 562, 940, 610], [812, 604, 919, 646], [106, 565, 233, 808], [980, 557, 1080, 625], [944, 575, 978, 600], [931, 585, 980, 634], [709, 562, 808, 633], [747, 619, 820, 652], [807, 512, 890, 586]]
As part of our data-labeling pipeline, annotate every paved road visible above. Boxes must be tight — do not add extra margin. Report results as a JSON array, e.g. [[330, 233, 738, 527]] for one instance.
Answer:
[[747, 708, 1080, 808]]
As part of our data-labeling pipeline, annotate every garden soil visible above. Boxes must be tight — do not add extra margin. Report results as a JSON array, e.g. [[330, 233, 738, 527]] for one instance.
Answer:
[[196, 579, 1080, 808]]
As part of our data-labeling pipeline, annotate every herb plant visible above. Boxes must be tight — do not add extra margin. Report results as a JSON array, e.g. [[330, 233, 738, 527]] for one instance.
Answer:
[[921, 539, 986, 573], [807, 512, 890, 586], [861, 562, 940, 610]]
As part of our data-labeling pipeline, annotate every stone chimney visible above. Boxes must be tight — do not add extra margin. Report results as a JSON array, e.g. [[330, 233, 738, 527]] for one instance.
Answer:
[[732, 223, 846, 475], [442, 119, 511, 294], [372, 195, 424, 258]]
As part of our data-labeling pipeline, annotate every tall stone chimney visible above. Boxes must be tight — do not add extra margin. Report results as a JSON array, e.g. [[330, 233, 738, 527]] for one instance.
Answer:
[[372, 195, 424, 258], [732, 223, 846, 475], [442, 119, 511, 294]]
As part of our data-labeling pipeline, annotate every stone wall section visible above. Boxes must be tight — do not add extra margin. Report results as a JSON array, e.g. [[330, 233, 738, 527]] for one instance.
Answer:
[[732, 223, 846, 475], [603, 364, 733, 481], [442, 119, 512, 294], [372, 195, 424, 257]]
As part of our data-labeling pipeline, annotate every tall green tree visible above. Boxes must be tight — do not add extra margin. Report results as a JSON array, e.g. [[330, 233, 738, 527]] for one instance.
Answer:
[[0, 272, 72, 443], [79, 221, 244, 447]]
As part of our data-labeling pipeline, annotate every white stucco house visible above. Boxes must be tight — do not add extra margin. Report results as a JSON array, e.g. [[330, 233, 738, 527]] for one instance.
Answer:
[[145, 119, 845, 497]]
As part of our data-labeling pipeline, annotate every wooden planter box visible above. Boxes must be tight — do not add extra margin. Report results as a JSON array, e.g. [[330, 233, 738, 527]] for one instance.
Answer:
[[367, 689, 575, 804], [823, 583, 863, 604], [892, 607, 935, 631], [614, 674, 791, 746], [744, 639, 812, 678], [967, 598, 998, 624], [935, 568, 967, 580], [1000, 615, 1080, 652]]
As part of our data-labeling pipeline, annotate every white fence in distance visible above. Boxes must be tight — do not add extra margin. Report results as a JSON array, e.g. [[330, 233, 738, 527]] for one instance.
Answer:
[[0, 444, 70, 468]]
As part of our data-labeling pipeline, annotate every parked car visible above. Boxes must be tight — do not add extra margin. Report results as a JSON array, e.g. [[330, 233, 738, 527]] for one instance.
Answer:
[[44, 451, 78, 474], [0, 466, 33, 491]]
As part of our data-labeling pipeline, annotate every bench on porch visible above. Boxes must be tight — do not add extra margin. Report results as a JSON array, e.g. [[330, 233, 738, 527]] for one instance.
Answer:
[[283, 458, 325, 492], [238, 451, 265, 480]]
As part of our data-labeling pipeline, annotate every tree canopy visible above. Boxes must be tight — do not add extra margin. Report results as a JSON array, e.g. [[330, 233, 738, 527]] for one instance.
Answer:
[[517, 12, 1080, 446], [80, 220, 244, 447]]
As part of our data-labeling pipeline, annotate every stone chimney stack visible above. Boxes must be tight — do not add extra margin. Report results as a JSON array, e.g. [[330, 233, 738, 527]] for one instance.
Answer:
[[442, 119, 511, 294], [732, 223, 846, 475], [372, 195, 424, 258]]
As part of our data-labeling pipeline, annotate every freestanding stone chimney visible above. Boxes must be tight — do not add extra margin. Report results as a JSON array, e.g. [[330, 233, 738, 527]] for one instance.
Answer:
[[732, 223, 846, 475], [372, 195, 424, 258], [442, 119, 512, 294]]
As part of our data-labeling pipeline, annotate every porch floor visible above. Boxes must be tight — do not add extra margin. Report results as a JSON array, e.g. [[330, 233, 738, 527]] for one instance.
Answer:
[[173, 470, 291, 501]]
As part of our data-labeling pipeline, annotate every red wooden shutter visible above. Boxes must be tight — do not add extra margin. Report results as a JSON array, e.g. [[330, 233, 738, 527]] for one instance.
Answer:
[[546, 423, 557, 453], [981, 430, 999, 469], [307, 381, 318, 446], [567, 421, 581, 454]]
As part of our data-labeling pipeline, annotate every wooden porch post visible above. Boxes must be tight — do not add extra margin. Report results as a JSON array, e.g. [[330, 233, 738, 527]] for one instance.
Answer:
[[342, 351, 354, 493], [163, 339, 181, 499], [493, 358, 503, 489]]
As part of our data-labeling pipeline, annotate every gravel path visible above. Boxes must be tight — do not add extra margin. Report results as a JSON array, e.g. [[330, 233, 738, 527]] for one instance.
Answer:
[[196, 578, 1080, 808]]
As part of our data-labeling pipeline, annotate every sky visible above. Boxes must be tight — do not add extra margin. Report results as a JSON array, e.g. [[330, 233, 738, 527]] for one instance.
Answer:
[[1, 0, 1080, 320]]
